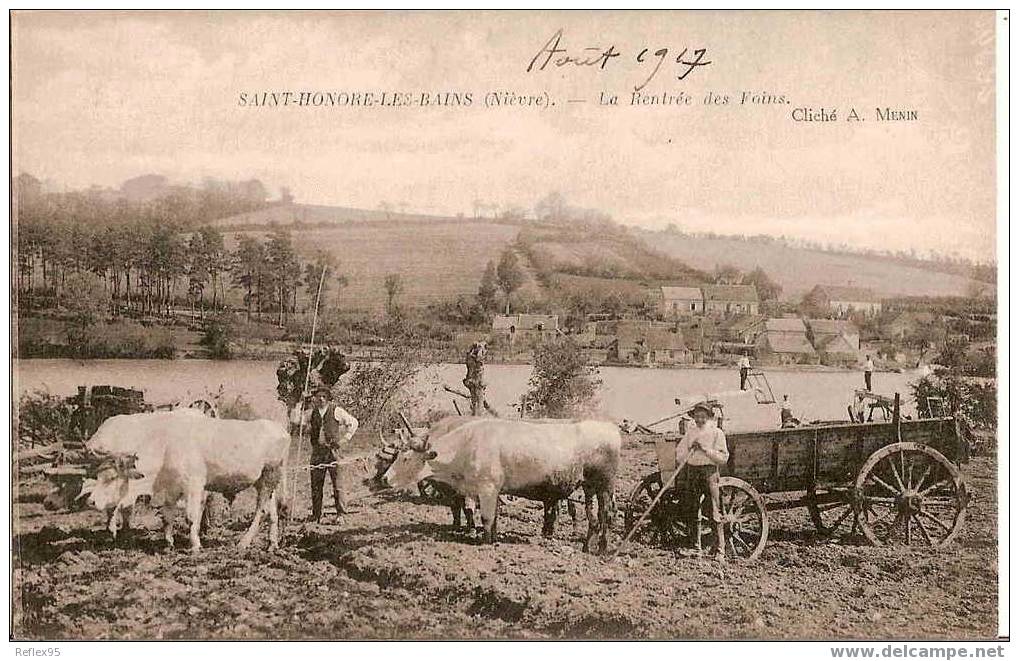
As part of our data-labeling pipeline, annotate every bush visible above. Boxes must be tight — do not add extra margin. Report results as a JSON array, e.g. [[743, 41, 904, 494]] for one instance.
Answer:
[[334, 328, 433, 428], [17, 389, 74, 447], [525, 337, 601, 418], [910, 372, 996, 454], [201, 314, 234, 359], [203, 386, 259, 420]]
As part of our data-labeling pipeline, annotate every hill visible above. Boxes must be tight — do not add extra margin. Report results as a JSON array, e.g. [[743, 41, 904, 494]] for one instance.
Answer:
[[214, 202, 463, 228], [635, 230, 991, 301], [224, 222, 520, 314]]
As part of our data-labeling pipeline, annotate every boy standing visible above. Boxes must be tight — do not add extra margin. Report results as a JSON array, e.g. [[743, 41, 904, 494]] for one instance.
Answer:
[[680, 402, 730, 561]]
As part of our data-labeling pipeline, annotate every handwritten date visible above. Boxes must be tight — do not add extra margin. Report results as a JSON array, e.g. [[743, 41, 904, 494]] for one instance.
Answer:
[[526, 28, 711, 92]]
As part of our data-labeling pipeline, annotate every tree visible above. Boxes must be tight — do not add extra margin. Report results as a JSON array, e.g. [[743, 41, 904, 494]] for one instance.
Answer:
[[384, 274, 405, 317], [303, 250, 344, 314], [232, 235, 266, 320], [524, 338, 601, 418], [713, 264, 743, 285], [496, 248, 526, 314], [534, 191, 568, 222], [743, 266, 782, 301], [198, 225, 227, 310], [186, 232, 210, 318], [62, 272, 111, 357], [478, 260, 499, 310], [265, 226, 302, 326]]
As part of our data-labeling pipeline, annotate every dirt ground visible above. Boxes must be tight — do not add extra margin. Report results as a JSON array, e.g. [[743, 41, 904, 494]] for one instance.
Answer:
[[11, 434, 998, 641]]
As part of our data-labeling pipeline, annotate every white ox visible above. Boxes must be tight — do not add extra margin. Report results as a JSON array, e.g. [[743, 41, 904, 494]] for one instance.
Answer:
[[380, 417, 620, 553], [76, 411, 291, 553]]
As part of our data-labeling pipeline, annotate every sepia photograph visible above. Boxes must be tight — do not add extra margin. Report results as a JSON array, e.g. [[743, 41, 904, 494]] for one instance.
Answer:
[[8, 9, 1005, 645]]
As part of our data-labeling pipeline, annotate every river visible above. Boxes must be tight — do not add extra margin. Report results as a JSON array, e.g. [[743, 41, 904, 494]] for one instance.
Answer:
[[14, 359, 925, 433]]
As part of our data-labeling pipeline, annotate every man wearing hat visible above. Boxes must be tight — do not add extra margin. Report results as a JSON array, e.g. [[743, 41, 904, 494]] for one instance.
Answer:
[[307, 385, 359, 523], [681, 402, 729, 561]]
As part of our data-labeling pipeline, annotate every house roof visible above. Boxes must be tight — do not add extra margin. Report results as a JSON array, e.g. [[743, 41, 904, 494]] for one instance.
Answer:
[[764, 317, 808, 333], [815, 334, 858, 355], [646, 328, 688, 352], [765, 333, 817, 355], [808, 319, 860, 336], [702, 284, 759, 303], [724, 314, 767, 333], [817, 285, 882, 303], [492, 314, 559, 331], [660, 286, 703, 301]]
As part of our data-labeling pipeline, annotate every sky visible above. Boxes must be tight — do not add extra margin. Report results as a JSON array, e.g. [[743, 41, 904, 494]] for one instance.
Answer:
[[12, 11, 997, 262]]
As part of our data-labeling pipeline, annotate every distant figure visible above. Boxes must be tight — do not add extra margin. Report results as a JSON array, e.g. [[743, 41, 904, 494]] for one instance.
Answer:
[[779, 395, 798, 428], [463, 341, 487, 416], [738, 354, 751, 391], [863, 355, 875, 391], [851, 393, 867, 423], [619, 419, 633, 434]]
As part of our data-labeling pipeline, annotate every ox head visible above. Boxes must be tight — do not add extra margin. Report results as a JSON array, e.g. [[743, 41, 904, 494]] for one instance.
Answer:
[[42, 450, 144, 512], [374, 435, 438, 492], [78, 451, 145, 512]]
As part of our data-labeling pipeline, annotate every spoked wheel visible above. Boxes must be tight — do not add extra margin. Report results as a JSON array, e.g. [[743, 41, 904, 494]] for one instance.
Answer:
[[623, 472, 690, 548], [806, 487, 859, 539], [702, 477, 770, 561], [854, 442, 968, 547]]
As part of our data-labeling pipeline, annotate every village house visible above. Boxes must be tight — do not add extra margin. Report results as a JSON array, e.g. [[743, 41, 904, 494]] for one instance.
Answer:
[[702, 284, 760, 317], [808, 285, 883, 317], [610, 320, 692, 366], [491, 313, 560, 344], [883, 312, 937, 340], [807, 319, 861, 350], [755, 317, 818, 365], [657, 286, 704, 318]]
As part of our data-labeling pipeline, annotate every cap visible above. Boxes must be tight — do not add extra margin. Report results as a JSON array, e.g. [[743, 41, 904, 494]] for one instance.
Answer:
[[690, 402, 715, 417]]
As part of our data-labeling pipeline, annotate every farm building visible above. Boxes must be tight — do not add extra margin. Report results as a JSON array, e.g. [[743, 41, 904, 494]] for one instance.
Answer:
[[610, 321, 693, 366], [808, 285, 883, 317], [883, 312, 937, 340], [657, 286, 704, 317], [491, 314, 560, 343], [807, 319, 861, 350], [813, 333, 860, 366], [702, 285, 760, 317], [755, 318, 818, 365]]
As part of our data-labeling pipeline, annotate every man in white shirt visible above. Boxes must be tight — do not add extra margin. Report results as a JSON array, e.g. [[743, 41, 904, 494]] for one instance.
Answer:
[[738, 355, 751, 391], [679, 402, 729, 561], [863, 355, 875, 391], [305, 385, 359, 523]]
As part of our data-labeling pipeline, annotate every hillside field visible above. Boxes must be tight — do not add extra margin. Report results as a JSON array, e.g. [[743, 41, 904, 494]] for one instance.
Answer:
[[224, 222, 519, 313], [636, 231, 989, 301]]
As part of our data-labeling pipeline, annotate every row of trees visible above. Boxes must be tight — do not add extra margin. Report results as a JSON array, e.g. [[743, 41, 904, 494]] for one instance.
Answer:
[[14, 173, 362, 327]]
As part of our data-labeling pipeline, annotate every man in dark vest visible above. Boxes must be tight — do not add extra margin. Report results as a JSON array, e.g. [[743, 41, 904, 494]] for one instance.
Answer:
[[307, 385, 359, 523], [463, 341, 487, 416]]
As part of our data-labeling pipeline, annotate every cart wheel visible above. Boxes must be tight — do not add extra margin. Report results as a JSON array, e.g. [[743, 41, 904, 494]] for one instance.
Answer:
[[418, 478, 445, 503], [623, 472, 690, 548], [806, 487, 858, 539], [854, 442, 968, 547], [703, 477, 769, 561]]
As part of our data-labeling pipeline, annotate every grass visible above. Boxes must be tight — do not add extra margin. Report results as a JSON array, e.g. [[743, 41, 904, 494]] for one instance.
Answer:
[[637, 231, 988, 300], [224, 222, 520, 313]]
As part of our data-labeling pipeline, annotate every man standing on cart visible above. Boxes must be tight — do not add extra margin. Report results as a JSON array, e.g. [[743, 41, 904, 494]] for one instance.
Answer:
[[681, 402, 730, 561]]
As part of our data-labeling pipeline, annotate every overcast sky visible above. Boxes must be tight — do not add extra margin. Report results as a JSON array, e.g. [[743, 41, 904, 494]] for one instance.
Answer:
[[12, 10, 997, 261]]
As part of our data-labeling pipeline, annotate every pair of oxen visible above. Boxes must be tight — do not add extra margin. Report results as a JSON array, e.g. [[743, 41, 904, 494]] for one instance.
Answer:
[[44, 411, 621, 554]]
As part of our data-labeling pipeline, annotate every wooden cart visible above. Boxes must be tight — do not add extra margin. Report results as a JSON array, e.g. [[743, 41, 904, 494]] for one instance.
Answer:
[[623, 404, 969, 561]]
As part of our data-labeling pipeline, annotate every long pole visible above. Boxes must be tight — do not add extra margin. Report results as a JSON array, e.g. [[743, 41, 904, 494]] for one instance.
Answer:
[[611, 449, 691, 559], [288, 266, 328, 508]]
